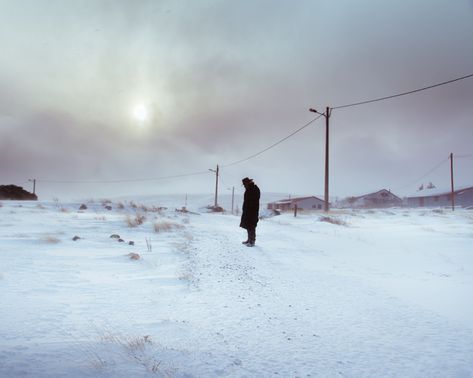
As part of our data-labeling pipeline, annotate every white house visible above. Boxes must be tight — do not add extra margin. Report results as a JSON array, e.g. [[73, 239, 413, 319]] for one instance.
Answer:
[[267, 196, 325, 211]]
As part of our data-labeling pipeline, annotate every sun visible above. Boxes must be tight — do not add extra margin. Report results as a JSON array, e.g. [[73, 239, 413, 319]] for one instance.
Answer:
[[132, 104, 148, 122]]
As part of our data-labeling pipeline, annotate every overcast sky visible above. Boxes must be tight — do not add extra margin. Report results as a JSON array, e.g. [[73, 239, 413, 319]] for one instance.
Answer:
[[1, 0, 472, 201]]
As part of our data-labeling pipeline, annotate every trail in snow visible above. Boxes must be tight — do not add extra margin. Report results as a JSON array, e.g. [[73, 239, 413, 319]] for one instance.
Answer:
[[172, 213, 473, 377]]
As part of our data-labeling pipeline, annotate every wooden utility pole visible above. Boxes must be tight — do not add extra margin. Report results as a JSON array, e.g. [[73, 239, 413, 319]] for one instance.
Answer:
[[324, 107, 330, 212], [309, 106, 331, 213], [214, 164, 219, 208], [29, 178, 36, 195], [450, 153, 455, 211]]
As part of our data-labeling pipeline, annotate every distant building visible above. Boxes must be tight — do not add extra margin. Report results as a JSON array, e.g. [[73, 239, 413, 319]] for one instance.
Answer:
[[340, 189, 402, 208], [405, 186, 473, 208], [267, 196, 325, 211]]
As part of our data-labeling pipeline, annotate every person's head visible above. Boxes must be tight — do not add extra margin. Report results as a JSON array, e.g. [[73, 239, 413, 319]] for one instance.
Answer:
[[242, 177, 253, 189]]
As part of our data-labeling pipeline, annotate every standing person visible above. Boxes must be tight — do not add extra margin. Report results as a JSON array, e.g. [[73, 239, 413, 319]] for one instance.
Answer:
[[240, 177, 260, 247]]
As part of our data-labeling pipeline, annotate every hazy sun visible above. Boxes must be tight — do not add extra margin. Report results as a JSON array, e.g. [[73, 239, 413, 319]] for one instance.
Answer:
[[132, 104, 148, 122]]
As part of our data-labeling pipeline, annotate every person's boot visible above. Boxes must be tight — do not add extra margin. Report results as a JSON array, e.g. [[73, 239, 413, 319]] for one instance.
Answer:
[[242, 240, 249, 245], [246, 240, 255, 247]]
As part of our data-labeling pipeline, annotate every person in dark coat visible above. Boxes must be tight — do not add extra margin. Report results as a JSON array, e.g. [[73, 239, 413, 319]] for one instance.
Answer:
[[240, 177, 260, 247]]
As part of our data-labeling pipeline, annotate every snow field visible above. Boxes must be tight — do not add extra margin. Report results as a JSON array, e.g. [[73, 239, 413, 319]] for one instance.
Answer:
[[0, 200, 473, 377]]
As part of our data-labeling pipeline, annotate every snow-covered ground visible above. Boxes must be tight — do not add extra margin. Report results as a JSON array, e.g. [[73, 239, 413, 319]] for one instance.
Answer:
[[1, 198, 473, 377]]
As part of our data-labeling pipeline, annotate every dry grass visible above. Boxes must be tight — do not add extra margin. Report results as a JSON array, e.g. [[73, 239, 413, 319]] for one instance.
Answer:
[[145, 238, 152, 252], [95, 332, 172, 376], [127, 252, 141, 260], [60, 207, 69, 213], [153, 221, 184, 233], [126, 213, 146, 227], [41, 235, 61, 243], [319, 216, 348, 226]]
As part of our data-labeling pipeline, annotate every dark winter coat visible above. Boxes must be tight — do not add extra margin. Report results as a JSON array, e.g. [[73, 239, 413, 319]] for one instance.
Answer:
[[240, 183, 260, 229]]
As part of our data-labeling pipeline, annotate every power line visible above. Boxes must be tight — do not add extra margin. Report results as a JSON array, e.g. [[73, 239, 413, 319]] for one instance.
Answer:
[[456, 153, 473, 158], [394, 156, 450, 191], [37, 170, 211, 184], [332, 73, 473, 110], [33, 115, 324, 184], [222, 114, 324, 168]]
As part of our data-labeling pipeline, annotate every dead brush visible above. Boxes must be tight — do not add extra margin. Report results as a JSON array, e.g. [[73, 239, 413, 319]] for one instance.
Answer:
[[41, 235, 61, 244], [96, 332, 170, 375], [153, 221, 184, 233], [126, 213, 146, 227], [319, 215, 348, 226], [145, 238, 152, 252]]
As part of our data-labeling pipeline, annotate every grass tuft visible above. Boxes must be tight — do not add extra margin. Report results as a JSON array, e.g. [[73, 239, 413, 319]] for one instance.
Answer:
[[126, 213, 146, 227], [153, 221, 184, 233], [319, 216, 348, 226], [42, 235, 61, 243]]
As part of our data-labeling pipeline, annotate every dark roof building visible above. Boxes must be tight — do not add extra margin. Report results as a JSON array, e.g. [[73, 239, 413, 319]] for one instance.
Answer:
[[341, 189, 402, 208], [405, 186, 473, 208]]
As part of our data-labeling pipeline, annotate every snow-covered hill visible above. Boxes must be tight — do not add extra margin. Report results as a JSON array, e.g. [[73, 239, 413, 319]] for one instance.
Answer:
[[1, 198, 472, 377]]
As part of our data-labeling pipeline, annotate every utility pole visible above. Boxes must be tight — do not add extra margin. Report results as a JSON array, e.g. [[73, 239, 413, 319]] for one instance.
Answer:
[[231, 186, 235, 214], [324, 106, 330, 212], [450, 153, 455, 211], [209, 165, 219, 208], [29, 178, 36, 195], [309, 107, 331, 212]]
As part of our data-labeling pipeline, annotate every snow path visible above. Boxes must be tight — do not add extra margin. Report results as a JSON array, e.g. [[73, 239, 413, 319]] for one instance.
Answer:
[[1, 201, 473, 377], [175, 213, 473, 377]]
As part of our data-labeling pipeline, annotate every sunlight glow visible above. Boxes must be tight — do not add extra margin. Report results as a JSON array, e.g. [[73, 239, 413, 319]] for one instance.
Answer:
[[132, 104, 148, 122]]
